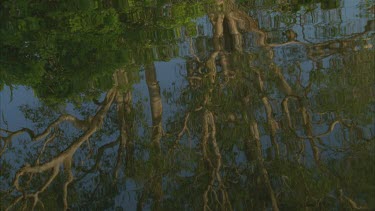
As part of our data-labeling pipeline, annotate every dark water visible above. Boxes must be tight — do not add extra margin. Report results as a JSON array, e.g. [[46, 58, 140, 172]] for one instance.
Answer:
[[1, 0, 374, 210]]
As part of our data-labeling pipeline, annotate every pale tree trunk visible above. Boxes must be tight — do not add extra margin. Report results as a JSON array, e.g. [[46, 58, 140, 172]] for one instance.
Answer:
[[145, 63, 163, 210], [7, 77, 118, 211], [248, 119, 280, 211], [113, 70, 134, 179], [145, 64, 163, 148]]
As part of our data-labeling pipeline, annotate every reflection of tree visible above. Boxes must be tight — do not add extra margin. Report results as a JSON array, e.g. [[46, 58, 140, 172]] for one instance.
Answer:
[[0, 0, 207, 104], [145, 64, 163, 147], [168, 0, 374, 210], [3, 85, 116, 210], [137, 63, 164, 210], [1, 0, 374, 210], [0, 1, 204, 209], [1, 69, 138, 210], [113, 70, 134, 180], [175, 1, 280, 209]]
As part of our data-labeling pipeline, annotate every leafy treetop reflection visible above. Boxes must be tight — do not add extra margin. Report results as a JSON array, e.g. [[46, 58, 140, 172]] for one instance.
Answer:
[[0, 0, 374, 210], [0, 0, 206, 104]]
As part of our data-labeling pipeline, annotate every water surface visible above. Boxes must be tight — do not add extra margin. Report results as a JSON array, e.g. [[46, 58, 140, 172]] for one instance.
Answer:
[[1, 0, 374, 210]]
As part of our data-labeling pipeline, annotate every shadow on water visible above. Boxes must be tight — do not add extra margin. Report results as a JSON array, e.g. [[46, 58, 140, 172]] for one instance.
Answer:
[[0, 0, 374, 210]]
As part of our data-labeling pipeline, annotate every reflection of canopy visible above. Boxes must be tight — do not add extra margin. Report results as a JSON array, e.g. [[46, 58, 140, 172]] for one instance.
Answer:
[[0, 0, 374, 210]]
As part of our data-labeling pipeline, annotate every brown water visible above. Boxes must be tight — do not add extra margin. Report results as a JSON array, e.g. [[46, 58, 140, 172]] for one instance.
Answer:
[[0, 0, 374, 210]]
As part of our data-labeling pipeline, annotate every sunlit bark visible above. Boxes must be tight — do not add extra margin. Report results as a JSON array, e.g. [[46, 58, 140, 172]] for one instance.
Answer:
[[301, 106, 320, 164], [255, 70, 280, 158], [145, 64, 163, 148], [140, 63, 163, 210], [269, 65, 322, 164], [113, 69, 134, 180], [202, 110, 232, 211], [0, 115, 89, 157], [4, 71, 123, 210], [248, 119, 280, 211]]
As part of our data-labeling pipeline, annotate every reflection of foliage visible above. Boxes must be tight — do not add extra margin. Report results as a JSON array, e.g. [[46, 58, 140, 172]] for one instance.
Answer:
[[0, 0, 206, 105], [163, 0, 375, 209], [1, 0, 375, 210], [311, 50, 375, 124], [0, 70, 146, 210], [239, 0, 340, 12], [0, 1, 125, 104]]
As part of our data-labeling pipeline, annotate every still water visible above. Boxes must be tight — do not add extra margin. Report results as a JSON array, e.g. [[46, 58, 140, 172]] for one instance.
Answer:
[[0, 0, 374, 210]]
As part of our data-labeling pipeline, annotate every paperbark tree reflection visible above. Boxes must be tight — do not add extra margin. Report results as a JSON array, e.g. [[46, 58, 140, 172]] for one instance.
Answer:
[[174, 0, 374, 209], [0, 0, 374, 210], [3, 84, 117, 210], [137, 64, 163, 211], [113, 70, 134, 181], [1, 69, 138, 210]]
